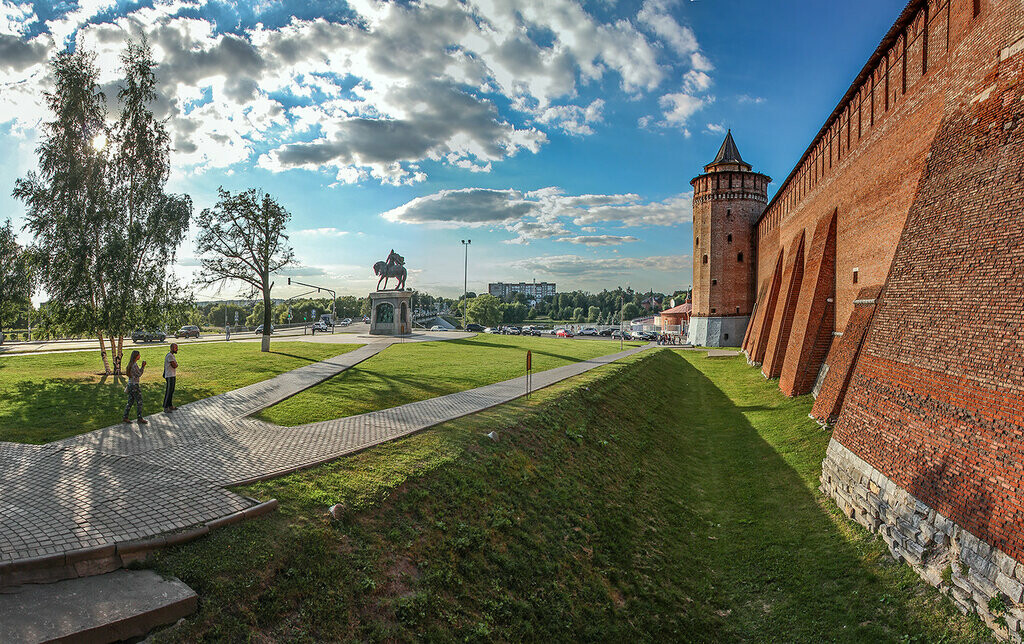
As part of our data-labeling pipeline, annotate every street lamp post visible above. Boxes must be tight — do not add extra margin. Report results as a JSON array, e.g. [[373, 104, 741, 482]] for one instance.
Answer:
[[461, 239, 471, 328]]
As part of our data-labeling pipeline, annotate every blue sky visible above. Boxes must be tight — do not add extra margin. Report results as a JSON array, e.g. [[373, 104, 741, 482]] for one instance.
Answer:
[[0, 0, 903, 299]]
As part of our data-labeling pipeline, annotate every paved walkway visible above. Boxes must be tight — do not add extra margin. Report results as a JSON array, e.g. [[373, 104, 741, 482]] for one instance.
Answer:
[[0, 338, 648, 567]]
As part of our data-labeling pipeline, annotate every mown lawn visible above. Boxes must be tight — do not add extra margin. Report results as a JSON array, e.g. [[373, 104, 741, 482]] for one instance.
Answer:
[[0, 341, 356, 444], [146, 349, 990, 642], [257, 335, 642, 426]]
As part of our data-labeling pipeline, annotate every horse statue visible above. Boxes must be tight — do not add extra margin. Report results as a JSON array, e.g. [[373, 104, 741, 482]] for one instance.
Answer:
[[373, 249, 407, 290]]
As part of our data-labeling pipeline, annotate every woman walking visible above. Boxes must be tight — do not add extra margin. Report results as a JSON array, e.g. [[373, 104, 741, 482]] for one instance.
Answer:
[[122, 350, 148, 424]]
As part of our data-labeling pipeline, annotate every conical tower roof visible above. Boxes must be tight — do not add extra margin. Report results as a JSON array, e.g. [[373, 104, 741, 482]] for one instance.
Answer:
[[713, 130, 743, 164], [704, 129, 752, 172]]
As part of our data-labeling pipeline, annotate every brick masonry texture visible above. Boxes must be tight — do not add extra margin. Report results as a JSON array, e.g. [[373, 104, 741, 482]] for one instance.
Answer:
[[0, 338, 649, 586], [696, 0, 1024, 636]]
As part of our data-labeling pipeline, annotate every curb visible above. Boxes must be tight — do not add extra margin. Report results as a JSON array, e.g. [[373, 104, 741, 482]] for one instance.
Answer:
[[0, 499, 278, 588]]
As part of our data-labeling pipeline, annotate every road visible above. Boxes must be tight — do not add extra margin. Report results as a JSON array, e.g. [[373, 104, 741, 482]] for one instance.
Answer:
[[0, 323, 373, 356]]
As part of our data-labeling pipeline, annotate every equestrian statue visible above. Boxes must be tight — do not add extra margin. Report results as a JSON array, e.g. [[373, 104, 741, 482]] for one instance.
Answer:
[[374, 249, 407, 290]]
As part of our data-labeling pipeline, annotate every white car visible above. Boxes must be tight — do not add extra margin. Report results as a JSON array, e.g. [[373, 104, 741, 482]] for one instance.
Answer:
[[580, 327, 599, 336], [430, 325, 445, 331]]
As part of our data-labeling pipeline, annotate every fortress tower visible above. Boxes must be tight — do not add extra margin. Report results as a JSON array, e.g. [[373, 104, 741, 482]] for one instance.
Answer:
[[688, 131, 770, 347]]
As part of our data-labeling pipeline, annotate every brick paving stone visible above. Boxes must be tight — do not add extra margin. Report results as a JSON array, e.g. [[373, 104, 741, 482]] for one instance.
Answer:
[[0, 338, 649, 568]]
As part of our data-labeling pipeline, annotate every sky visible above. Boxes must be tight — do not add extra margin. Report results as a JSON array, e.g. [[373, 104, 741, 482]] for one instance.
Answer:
[[0, 0, 905, 301]]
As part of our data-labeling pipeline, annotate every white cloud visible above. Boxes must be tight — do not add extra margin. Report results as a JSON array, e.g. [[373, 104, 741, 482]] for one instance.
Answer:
[[381, 186, 691, 244], [293, 227, 349, 237], [705, 122, 726, 134], [556, 234, 639, 246], [738, 94, 766, 104], [659, 92, 708, 127], [0, 2, 34, 36], [510, 253, 690, 276], [0, 0, 714, 183]]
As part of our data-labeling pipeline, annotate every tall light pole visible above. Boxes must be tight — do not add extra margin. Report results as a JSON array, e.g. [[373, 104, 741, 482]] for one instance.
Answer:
[[461, 239, 471, 328]]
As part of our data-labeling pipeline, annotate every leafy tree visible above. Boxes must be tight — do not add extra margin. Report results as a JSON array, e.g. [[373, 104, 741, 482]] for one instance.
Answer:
[[572, 307, 584, 321], [360, 297, 372, 318], [14, 43, 191, 373], [195, 188, 295, 351], [587, 305, 601, 322], [622, 302, 642, 321], [466, 294, 502, 327], [501, 302, 529, 323], [0, 219, 33, 344]]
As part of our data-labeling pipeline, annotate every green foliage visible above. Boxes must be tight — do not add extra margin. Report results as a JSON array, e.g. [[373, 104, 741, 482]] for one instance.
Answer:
[[621, 302, 642, 320], [572, 306, 585, 321], [13, 41, 191, 372], [465, 294, 502, 327], [194, 188, 295, 350], [587, 305, 601, 322], [0, 219, 33, 344], [501, 301, 528, 323]]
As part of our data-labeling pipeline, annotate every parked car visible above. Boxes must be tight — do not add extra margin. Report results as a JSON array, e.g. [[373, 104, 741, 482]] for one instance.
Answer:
[[254, 324, 274, 334], [579, 327, 598, 336], [611, 329, 631, 340], [484, 327, 499, 334], [312, 320, 329, 332], [131, 329, 166, 343], [555, 328, 574, 338], [174, 325, 200, 339], [430, 325, 445, 331], [599, 328, 614, 336], [340, 318, 352, 326], [503, 326, 521, 335], [466, 323, 485, 332]]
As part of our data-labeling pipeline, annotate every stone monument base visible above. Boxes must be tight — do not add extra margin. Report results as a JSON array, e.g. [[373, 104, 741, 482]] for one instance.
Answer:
[[369, 290, 413, 335]]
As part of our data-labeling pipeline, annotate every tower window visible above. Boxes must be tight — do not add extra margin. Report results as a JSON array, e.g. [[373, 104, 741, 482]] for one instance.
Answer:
[[724, 334, 729, 340], [736, 307, 740, 314], [973, 0, 981, 17], [711, 308, 716, 314], [727, 234, 733, 243], [712, 279, 717, 285], [702, 255, 708, 265], [695, 237, 699, 247], [852, 268, 859, 284], [737, 252, 744, 262]]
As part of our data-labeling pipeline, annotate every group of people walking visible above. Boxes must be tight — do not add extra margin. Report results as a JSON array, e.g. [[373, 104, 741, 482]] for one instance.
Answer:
[[122, 343, 179, 424], [657, 334, 682, 345]]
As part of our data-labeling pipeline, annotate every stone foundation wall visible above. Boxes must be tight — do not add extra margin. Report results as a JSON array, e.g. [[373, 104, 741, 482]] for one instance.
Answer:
[[821, 438, 1024, 641]]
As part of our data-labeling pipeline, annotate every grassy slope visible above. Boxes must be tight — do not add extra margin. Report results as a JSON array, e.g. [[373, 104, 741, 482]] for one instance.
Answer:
[[0, 342, 356, 444], [257, 335, 642, 426], [147, 350, 989, 643]]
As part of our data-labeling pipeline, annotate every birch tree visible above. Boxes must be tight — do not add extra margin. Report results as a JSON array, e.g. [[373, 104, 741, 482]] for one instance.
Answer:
[[14, 42, 191, 374]]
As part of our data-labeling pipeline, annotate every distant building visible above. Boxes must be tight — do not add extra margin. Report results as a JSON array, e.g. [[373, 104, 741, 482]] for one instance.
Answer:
[[488, 281, 556, 300]]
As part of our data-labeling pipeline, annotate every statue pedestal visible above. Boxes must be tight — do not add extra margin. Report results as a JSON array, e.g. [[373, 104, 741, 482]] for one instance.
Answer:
[[368, 290, 413, 335]]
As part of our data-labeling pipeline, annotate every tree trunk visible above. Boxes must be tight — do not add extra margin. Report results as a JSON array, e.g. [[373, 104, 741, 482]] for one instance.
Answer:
[[111, 334, 123, 375], [98, 333, 112, 375], [261, 276, 272, 353]]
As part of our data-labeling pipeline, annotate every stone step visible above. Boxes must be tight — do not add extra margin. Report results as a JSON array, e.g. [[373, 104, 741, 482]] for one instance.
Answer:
[[0, 569, 196, 643]]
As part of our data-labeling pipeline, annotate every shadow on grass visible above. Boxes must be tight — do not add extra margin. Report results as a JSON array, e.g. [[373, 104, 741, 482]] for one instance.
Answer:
[[444, 336, 598, 364], [652, 350, 972, 641], [0, 377, 216, 444]]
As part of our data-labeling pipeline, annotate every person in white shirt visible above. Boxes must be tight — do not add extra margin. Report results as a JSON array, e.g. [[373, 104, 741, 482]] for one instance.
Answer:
[[163, 344, 179, 412]]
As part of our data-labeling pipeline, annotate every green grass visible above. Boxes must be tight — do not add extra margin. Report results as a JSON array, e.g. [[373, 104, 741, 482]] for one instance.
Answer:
[[0, 342, 357, 444], [145, 349, 989, 642], [256, 335, 642, 426]]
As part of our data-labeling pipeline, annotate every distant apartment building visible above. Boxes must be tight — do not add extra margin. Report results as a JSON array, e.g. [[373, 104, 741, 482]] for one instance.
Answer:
[[488, 281, 556, 300]]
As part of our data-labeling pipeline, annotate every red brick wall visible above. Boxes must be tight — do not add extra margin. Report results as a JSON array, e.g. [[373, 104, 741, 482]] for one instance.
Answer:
[[779, 211, 837, 396], [810, 286, 882, 423], [752, 0, 962, 392], [833, 1, 1024, 561]]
